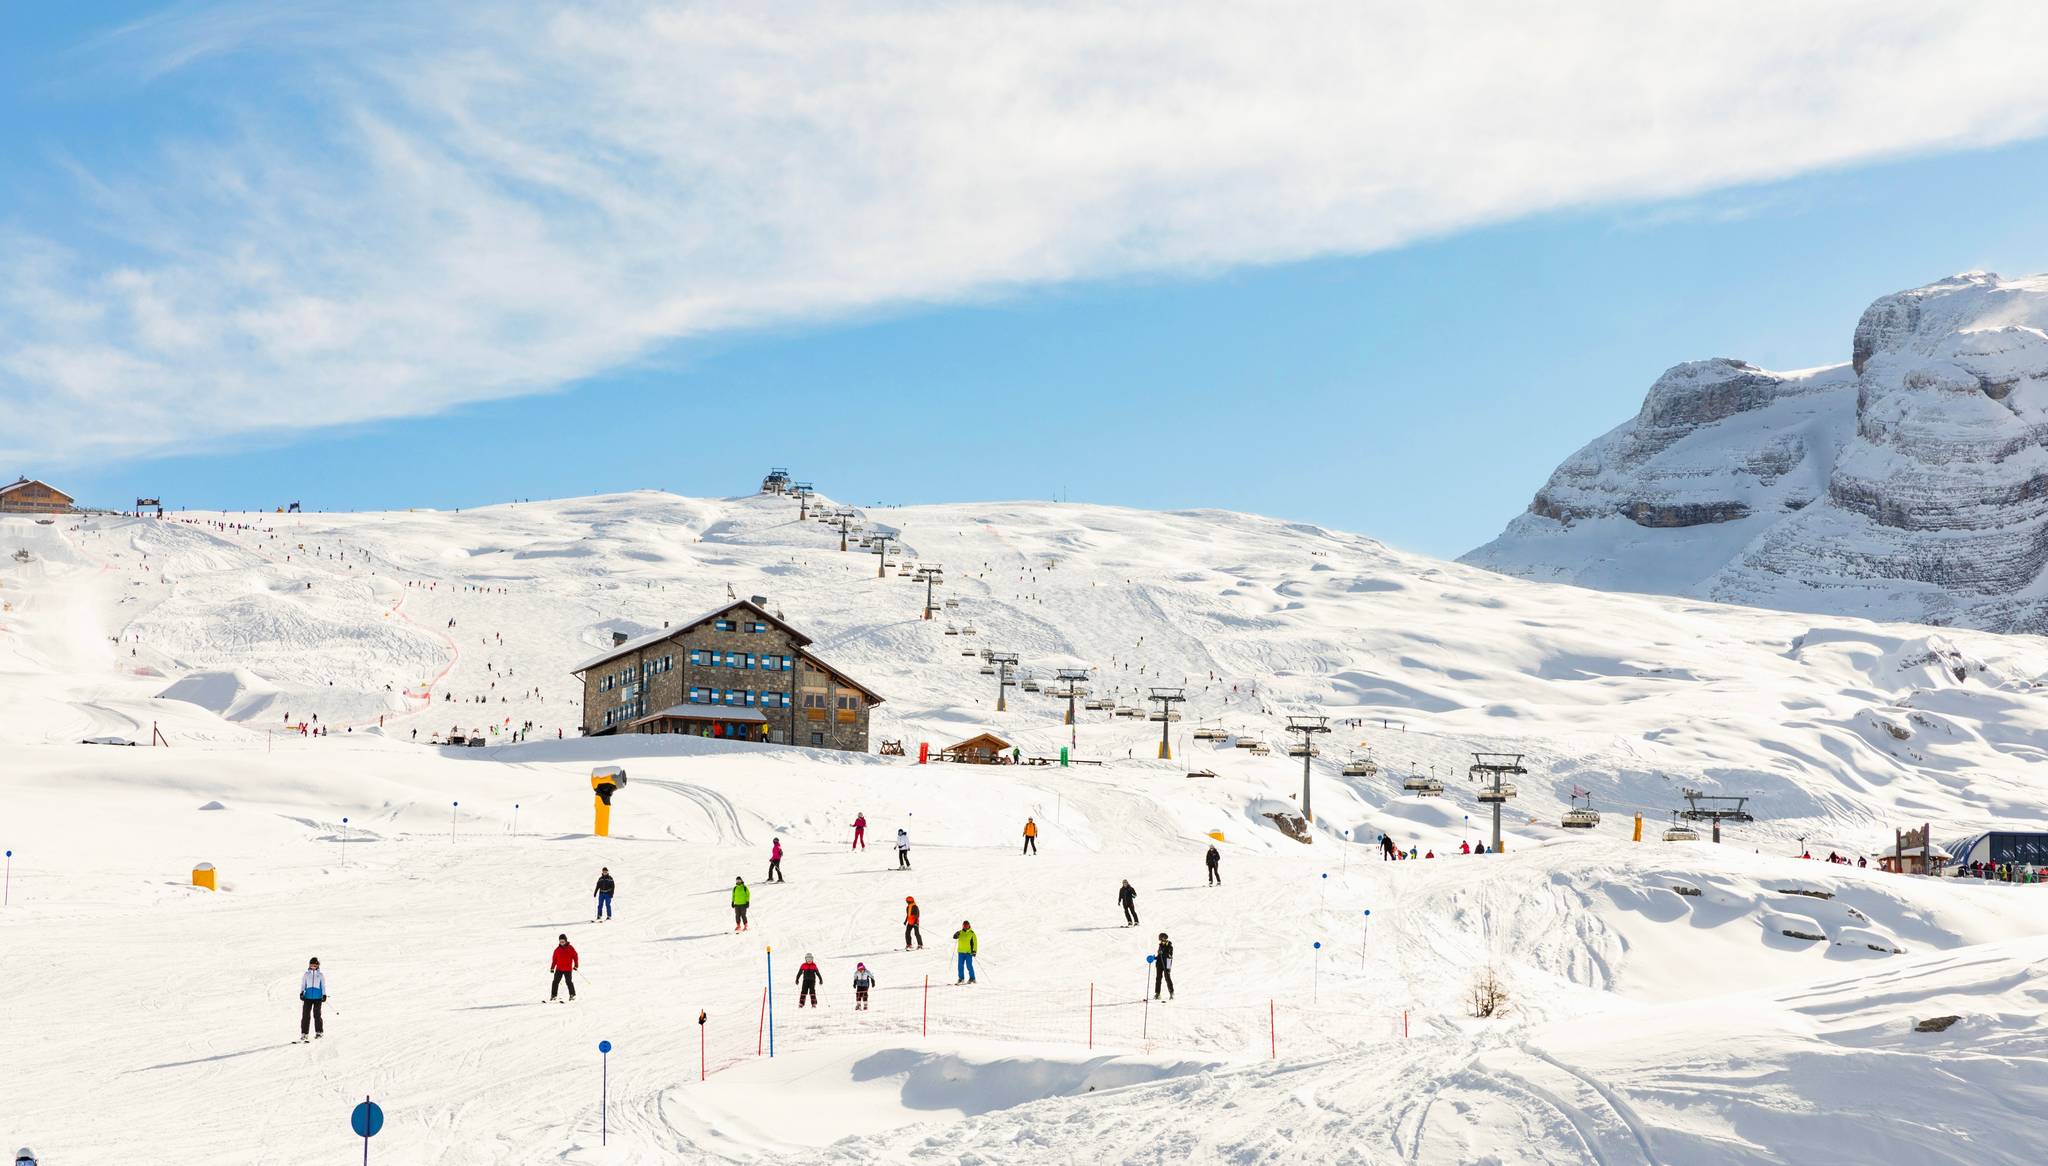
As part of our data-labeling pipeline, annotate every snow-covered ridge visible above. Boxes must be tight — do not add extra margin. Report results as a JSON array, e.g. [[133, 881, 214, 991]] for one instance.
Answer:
[[1466, 271, 2048, 632]]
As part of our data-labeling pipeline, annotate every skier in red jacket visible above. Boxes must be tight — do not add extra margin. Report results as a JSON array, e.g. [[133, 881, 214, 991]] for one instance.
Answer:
[[549, 934, 579, 1002], [794, 954, 824, 1008]]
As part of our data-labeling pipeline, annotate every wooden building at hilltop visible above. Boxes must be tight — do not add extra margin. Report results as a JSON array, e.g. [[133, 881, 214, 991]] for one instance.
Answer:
[[0, 478, 73, 514]]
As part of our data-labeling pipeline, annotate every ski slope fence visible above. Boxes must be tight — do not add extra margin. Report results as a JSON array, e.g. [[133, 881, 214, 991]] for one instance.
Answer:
[[687, 979, 1410, 1081]]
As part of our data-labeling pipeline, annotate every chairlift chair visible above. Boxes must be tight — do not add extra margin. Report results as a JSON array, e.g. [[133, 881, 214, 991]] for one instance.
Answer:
[[979, 665, 997, 676], [1475, 782, 1518, 803], [1284, 742, 1317, 757], [1415, 777, 1445, 797], [1248, 743, 1271, 756], [1562, 790, 1601, 829], [944, 625, 959, 635], [960, 648, 978, 656], [1401, 772, 1432, 793], [1194, 728, 1228, 741], [1342, 759, 1377, 777], [1185, 768, 1217, 780], [1663, 814, 1700, 843], [1234, 737, 1263, 749]]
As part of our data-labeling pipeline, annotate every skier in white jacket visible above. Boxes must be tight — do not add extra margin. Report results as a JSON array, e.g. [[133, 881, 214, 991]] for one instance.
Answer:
[[298, 957, 327, 1042]]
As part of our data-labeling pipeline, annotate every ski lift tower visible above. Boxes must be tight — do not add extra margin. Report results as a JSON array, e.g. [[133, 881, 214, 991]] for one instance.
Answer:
[[1286, 715, 1332, 827], [914, 565, 944, 619], [1470, 752, 1527, 854], [1147, 688, 1186, 759], [835, 510, 858, 552], [1050, 668, 1091, 749], [792, 483, 815, 521], [868, 530, 896, 578], [988, 652, 1020, 712], [1679, 787, 1755, 843]]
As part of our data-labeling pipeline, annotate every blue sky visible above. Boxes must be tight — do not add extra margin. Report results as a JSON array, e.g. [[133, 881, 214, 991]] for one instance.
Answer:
[[11, 3, 2048, 557]]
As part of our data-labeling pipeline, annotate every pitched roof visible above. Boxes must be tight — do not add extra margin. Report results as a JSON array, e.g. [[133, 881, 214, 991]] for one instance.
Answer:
[[0, 478, 70, 501], [945, 732, 1011, 752], [569, 599, 814, 674]]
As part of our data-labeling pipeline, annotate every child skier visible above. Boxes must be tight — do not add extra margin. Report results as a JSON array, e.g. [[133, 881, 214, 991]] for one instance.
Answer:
[[767, 838, 785, 883], [904, 895, 924, 949], [896, 828, 911, 869], [1154, 933, 1175, 1000], [953, 920, 978, 984], [298, 957, 327, 1041], [1118, 879, 1139, 926], [853, 962, 876, 1010], [794, 953, 823, 1008], [593, 867, 615, 921], [549, 935, 578, 1002], [1022, 817, 1038, 854], [1205, 844, 1221, 885], [732, 878, 751, 931], [852, 813, 867, 850]]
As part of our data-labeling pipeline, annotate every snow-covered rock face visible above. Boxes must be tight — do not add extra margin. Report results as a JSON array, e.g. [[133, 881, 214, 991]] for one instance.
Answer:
[[1468, 271, 2048, 632]]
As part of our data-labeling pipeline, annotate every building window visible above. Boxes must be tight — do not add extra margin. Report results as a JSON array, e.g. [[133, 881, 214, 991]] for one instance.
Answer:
[[835, 693, 859, 724], [811, 731, 825, 747], [688, 649, 705, 666], [748, 621, 768, 633], [714, 619, 736, 632], [689, 687, 711, 704]]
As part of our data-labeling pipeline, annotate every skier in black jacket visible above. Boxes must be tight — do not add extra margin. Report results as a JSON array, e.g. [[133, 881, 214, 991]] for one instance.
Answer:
[[593, 867, 615, 921], [1118, 880, 1139, 926], [1154, 933, 1175, 1000], [1205, 845, 1221, 886], [795, 953, 824, 1008]]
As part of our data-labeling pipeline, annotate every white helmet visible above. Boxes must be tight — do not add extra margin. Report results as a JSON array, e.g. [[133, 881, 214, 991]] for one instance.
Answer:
[[16, 1149, 37, 1165]]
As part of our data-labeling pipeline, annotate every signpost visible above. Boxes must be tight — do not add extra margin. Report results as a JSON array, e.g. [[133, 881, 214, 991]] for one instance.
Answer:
[[1361, 910, 1371, 967], [1312, 941, 1322, 1005], [765, 947, 776, 1057], [451, 801, 459, 842], [598, 1040, 613, 1146], [340, 818, 348, 867], [350, 1096, 384, 1164], [4, 849, 11, 907]]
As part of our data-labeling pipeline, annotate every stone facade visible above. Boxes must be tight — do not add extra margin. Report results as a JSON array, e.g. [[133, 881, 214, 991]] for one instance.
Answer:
[[573, 600, 879, 752]]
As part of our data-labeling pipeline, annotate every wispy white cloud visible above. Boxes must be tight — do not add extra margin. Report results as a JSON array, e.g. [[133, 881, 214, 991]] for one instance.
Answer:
[[9, 0, 2048, 465]]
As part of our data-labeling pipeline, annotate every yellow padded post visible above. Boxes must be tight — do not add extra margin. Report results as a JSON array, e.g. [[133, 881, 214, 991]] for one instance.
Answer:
[[192, 862, 216, 891]]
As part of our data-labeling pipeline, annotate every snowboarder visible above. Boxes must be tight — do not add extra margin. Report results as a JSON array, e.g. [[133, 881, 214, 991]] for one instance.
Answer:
[[896, 828, 911, 869], [794, 953, 823, 1008], [953, 921, 978, 984], [298, 957, 327, 1041], [852, 812, 867, 850], [853, 962, 876, 1010], [593, 867, 615, 920], [549, 935, 578, 1002], [1118, 879, 1139, 926], [767, 838, 785, 883], [732, 878, 751, 931], [1205, 844, 1221, 886], [1154, 933, 1175, 1000], [1022, 817, 1038, 855], [904, 895, 924, 949]]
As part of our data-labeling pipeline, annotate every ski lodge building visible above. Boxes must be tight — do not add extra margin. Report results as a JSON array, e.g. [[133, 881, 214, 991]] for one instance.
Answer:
[[572, 598, 883, 752], [0, 478, 73, 514]]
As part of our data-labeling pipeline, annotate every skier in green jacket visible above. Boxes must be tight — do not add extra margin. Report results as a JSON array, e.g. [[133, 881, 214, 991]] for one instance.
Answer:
[[953, 921, 978, 984], [732, 877, 751, 932]]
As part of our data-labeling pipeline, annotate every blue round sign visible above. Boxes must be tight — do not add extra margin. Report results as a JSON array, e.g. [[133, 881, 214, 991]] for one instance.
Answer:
[[1313, 941, 1322, 950], [1145, 955, 1156, 964], [350, 1101, 385, 1138], [599, 1040, 613, 1054]]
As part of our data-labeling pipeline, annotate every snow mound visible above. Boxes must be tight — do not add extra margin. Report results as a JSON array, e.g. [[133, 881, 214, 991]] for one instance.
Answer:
[[155, 669, 283, 721]]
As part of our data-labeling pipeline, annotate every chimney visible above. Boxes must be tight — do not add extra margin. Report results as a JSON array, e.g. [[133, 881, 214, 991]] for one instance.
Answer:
[[612, 631, 629, 646]]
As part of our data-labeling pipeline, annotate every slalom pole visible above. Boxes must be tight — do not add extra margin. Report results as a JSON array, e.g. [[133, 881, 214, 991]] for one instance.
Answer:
[[1088, 983, 1094, 1049], [1313, 941, 1322, 1005], [3, 849, 10, 907], [1361, 909, 1371, 968], [597, 1040, 613, 1146], [922, 975, 929, 1038], [766, 947, 776, 1057], [513, 803, 519, 840], [699, 1011, 707, 1081], [340, 818, 348, 867], [756, 989, 765, 1055], [451, 800, 458, 842], [1319, 871, 1328, 913], [1269, 999, 1276, 1059]]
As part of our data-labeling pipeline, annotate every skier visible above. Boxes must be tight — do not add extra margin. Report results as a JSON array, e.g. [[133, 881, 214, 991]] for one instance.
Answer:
[[852, 812, 867, 850], [593, 867, 615, 921], [767, 838, 785, 883], [1205, 844, 1221, 886], [904, 895, 924, 949], [896, 828, 911, 870], [298, 956, 327, 1042], [1118, 879, 1139, 927], [1022, 817, 1038, 855], [794, 953, 823, 1008], [1154, 933, 1175, 1000], [953, 920, 978, 984], [732, 878, 751, 931], [1459, 840, 1471, 855], [549, 935, 578, 1002], [853, 962, 876, 1010]]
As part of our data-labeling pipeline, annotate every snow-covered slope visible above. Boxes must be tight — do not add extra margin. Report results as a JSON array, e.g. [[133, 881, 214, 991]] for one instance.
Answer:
[[6, 492, 2048, 1163], [1467, 272, 2048, 633]]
